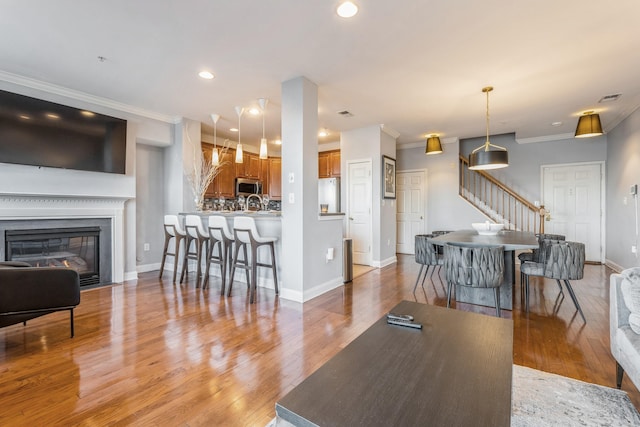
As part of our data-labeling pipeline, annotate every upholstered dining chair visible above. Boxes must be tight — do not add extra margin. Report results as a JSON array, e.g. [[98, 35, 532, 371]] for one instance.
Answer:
[[543, 241, 586, 322], [413, 234, 443, 292], [518, 233, 565, 286], [159, 214, 186, 283], [444, 243, 505, 317], [520, 239, 563, 310]]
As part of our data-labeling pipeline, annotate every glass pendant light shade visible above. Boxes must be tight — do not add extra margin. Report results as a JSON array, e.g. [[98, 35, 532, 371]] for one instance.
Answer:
[[210, 113, 220, 166], [425, 135, 443, 155], [235, 143, 243, 163], [258, 98, 268, 159], [468, 86, 509, 171], [575, 111, 603, 138], [234, 106, 244, 164]]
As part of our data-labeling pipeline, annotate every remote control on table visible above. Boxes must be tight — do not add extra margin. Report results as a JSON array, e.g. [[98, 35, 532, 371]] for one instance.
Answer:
[[386, 318, 422, 329]]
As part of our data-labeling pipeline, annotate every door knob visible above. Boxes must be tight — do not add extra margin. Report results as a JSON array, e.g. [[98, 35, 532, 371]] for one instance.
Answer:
[[349, 217, 354, 220]]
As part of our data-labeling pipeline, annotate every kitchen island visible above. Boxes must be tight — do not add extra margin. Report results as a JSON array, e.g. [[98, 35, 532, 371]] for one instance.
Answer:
[[180, 211, 282, 293]]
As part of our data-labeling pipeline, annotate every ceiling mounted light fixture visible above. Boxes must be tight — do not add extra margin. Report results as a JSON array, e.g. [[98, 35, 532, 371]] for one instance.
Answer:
[[425, 134, 443, 155], [235, 106, 244, 164], [337, 1, 358, 18], [258, 98, 268, 159], [574, 111, 603, 138], [210, 113, 220, 166], [318, 128, 329, 138], [468, 86, 508, 171]]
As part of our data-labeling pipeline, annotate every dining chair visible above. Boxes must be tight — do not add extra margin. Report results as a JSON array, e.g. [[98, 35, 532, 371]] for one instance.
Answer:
[[444, 243, 505, 317], [520, 239, 565, 312], [543, 241, 586, 322], [413, 234, 443, 292], [518, 233, 565, 285], [159, 214, 186, 283]]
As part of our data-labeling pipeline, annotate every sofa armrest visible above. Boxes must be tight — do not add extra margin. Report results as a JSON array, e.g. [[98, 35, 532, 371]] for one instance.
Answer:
[[611, 273, 631, 337], [0, 267, 80, 313]]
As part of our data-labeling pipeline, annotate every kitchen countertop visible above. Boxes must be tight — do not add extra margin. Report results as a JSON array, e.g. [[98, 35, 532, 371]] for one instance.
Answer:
[[180, 210, 281, 218]]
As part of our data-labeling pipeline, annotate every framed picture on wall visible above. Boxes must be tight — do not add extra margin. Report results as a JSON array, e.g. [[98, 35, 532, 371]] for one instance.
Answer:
[[382, 155, 396, 199]]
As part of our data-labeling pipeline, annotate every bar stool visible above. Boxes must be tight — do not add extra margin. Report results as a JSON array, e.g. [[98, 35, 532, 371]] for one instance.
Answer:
[[204, 215, 238, 295], [180, 215, 209, 287], [159, 214, 186, 283], [229, 216, 279, 303]]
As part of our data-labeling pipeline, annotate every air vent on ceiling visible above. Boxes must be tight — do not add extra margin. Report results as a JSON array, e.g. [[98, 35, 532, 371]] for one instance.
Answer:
[[337, 110, 353, 117], [599, 94, 622, 103]]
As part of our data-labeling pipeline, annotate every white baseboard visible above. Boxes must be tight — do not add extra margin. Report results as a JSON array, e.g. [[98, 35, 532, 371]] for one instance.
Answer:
[[372, 256, 397, 268], [137, 262, 161, 273], [605, 259, 624, 273]]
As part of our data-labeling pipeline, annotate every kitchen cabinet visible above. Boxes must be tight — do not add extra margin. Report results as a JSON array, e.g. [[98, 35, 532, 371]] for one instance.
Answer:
[[268, 157, 282, 200], [236, 152, 261, 179], [319, 150, 340, 178], [260, 158, 270, 195], [203, 144, 236, 198]]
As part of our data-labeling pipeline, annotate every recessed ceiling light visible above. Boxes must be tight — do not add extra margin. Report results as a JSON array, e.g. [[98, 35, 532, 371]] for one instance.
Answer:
[[81, 110, 96, 117], [551, 121, 563, 126], [198, 70, 215, 80], [229, 127, 238, 132], [45, 113, 60, 120], [274, 139, 282, 145], [318, 129, 329, 137], [248, 107, 260, 116], [337, 1, 358, 18]]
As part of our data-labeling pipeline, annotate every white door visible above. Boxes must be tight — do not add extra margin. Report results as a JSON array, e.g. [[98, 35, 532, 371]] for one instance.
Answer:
[[348, 161, 372, 265], [396, 170, 426, 254], [542, 163, 603, 262]]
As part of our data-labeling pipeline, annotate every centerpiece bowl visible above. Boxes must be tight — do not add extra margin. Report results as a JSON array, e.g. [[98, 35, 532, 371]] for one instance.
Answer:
[[472, 222, 505, 235]]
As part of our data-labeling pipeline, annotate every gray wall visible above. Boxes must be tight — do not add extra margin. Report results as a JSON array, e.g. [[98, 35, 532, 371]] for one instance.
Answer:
[[136, 144, 165, 270], [606, 107, 640, 270], [459, 133, 607, 203]]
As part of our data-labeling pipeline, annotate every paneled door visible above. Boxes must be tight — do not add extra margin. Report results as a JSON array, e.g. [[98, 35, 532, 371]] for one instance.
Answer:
[[396, 170, 426, 254], [347, 160, 372, 265], [542, 162, 603, 262]]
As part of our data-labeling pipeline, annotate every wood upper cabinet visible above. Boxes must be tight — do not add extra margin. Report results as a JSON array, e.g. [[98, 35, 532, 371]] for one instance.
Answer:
[[268, 157, 282, 200], [203, 144, 236, 198], [236, 152, 261, 179], [260, 158, 270, 195], [319, 150, 340, 178]]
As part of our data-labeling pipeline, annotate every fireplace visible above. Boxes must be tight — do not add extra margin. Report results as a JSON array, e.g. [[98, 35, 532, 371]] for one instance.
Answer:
[[0, 217, 113, 287], [6, 227, 101, 287]]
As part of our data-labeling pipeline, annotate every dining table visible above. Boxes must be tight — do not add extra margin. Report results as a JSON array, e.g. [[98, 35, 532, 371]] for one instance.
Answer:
[[431, 229, 538, 310]]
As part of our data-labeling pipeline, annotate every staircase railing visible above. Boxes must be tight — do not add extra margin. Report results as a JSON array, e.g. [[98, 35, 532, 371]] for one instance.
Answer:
[[459, 155, 546, 234]]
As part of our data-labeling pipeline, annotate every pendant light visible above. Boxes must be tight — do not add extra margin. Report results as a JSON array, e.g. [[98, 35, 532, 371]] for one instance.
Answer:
[[258, 98, 268, 159], [425, 134, 443, 155], [210, 113, 220, 166], [469, 86, 508, 170], [574, 111, 603, 138], [234, 106, 244, 163]]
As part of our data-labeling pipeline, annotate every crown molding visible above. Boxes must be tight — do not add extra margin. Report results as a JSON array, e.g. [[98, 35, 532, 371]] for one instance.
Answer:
[[0, 70, 181, 124], [380, 124, 401, 139], [515, 133, 574, 144]]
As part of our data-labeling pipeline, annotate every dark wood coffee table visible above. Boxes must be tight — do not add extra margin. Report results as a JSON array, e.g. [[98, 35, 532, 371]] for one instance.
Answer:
[[276, 301, 513, 426]]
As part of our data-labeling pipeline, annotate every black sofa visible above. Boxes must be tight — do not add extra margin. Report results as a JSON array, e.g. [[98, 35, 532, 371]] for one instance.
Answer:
[[0, 261, 81, 337]]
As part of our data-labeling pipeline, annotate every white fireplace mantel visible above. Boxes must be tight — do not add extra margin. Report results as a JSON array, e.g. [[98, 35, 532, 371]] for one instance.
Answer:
[[0, 194, 129, 283]]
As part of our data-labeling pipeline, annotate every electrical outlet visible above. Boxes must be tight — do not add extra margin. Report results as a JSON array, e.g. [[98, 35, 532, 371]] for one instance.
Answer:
[[144, 243, 150, 251]]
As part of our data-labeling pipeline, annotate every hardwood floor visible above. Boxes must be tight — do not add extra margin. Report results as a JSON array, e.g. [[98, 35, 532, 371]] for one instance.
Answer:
[[0, 255, 638, 426]]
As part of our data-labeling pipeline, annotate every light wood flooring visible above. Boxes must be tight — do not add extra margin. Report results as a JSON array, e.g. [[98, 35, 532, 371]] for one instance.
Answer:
[[0, 255, 638, 426]]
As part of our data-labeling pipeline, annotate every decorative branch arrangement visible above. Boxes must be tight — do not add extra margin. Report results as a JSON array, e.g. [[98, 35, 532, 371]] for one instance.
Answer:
[[185, 127, 229, 211]]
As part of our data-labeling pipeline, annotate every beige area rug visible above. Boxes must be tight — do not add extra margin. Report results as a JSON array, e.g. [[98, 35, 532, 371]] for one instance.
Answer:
[[268, 365, 640, 426]]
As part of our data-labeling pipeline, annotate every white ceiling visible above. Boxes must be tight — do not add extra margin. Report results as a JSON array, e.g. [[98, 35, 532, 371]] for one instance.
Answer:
[[2, 0, 640, 149]]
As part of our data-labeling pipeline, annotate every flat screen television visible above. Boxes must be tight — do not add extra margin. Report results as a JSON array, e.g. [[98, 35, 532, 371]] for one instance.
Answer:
[[0, 89, 127, 174]]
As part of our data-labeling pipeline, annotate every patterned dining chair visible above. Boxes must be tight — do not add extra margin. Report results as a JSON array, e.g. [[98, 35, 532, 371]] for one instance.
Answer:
[[413, 234, 443, 292], [444, 243, 505, 317]]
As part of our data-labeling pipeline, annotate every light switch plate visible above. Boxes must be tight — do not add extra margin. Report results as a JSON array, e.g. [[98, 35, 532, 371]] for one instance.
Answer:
[[289, 173, 295, 183], [288, 193, 295, 203]]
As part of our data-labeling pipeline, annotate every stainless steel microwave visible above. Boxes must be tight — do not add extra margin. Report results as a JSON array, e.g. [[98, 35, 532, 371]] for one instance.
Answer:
[[235, 178, 262, 197]]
